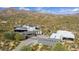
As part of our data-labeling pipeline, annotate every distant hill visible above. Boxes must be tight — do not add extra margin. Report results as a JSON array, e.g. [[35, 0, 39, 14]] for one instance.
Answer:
[[0, 8, 79, 36]]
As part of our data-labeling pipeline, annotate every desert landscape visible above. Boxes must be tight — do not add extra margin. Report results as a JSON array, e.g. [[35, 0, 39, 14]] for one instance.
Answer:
[[0, 7, 79, 51]]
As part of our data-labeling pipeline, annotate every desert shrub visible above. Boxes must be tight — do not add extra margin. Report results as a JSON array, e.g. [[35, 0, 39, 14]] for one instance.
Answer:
[[0, 29, 4, 32], [4, 31, 15, 40], [52, 42, 67, 51], [20, 46, 32, 51], [15, 33, 25, 41]]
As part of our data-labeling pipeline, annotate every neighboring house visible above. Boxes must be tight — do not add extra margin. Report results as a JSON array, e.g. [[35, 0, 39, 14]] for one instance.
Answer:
[[50, 30, 75, 41], [14, 25, 42, 38]]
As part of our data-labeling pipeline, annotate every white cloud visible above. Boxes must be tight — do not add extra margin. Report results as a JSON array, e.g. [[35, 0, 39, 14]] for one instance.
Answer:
[[60, 8, 79, 12], [19, 7, 30, 11], [18, 7, 79, 14], [56, 8, 79, 14], [72, 8, 79, 12]]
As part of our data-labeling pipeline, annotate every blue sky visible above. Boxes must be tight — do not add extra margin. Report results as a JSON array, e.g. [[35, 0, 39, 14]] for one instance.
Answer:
[[0, 7, 79, 14]]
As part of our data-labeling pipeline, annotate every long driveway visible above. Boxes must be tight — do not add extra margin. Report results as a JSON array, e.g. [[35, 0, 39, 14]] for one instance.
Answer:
[[13, 35, 48, 51]]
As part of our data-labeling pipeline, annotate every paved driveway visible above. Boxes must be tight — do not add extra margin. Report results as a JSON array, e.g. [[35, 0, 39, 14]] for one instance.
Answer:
[[13, 35, 48, 51]]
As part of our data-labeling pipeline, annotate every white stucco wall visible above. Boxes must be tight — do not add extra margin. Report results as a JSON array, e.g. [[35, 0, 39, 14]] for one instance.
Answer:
[[50, 30, 75, 40]]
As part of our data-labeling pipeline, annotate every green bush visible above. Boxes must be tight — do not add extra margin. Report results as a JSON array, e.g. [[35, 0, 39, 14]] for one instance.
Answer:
[[4, 31, 15, 40], [15, 33, 25, 41], [4, 31, 25, 41], [0, 29, 4, 32], [20, 46, 32, 51], [52, 42, 67, 51]]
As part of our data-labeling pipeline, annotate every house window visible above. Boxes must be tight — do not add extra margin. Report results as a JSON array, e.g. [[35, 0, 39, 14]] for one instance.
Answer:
[[63, 37, 74, 41], [14, 30, 27, 32]]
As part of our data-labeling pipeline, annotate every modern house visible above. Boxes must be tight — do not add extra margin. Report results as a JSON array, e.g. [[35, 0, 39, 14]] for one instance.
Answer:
[[50, 30, 75, 41], [14, 25, 42, 38]]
